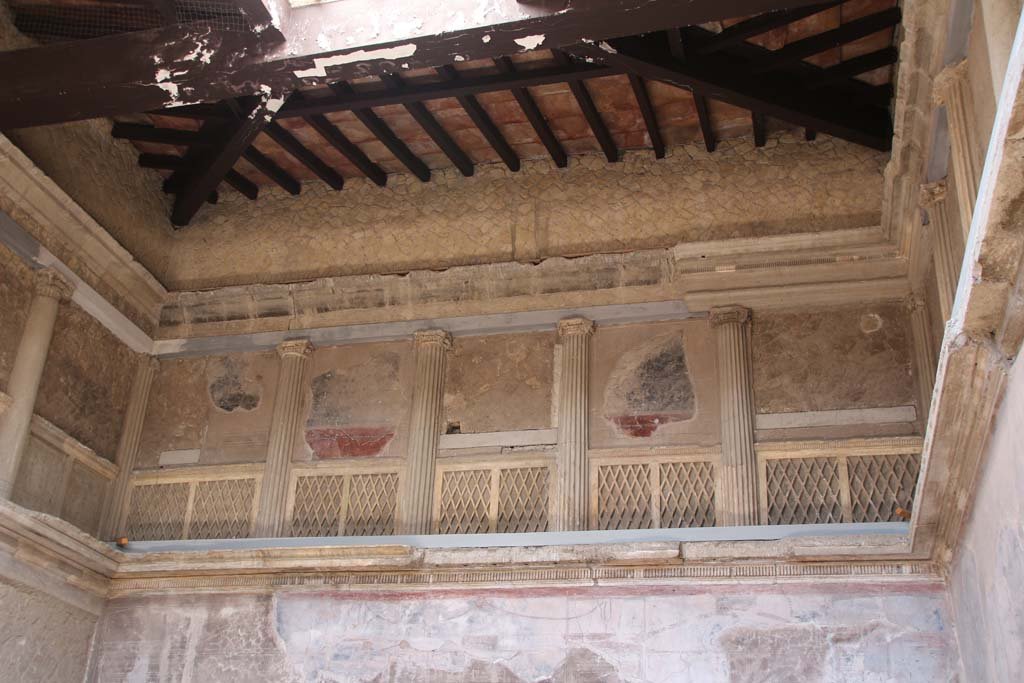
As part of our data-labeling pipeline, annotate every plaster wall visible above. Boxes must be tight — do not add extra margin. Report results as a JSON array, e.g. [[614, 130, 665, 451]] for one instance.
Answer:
[[948, 351, 1024, 682], [0, 577, 98, 683], [86, 580, 958, 682], [590, 320, 719, 448], [166, 133, 885, 290], [138, 352, 281, 468]]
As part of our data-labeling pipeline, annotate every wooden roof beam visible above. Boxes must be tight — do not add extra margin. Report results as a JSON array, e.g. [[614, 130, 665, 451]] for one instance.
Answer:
[[553, 52, 618, 163], [567, 35, 892, 151], [380, 73, 475, 177], [693, 2, 844, 56], [331, 82, 430, 182], [666, 29, 717, 153], [628, 74, 665, 159], [437, 66, 519, 172], [495, 57, 567, 168], [0, 0, 835, 129], [264, 122, 345, 190]]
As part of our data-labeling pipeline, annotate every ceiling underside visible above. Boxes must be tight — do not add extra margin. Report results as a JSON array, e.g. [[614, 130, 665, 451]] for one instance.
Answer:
[[2, 0, 901, 226]]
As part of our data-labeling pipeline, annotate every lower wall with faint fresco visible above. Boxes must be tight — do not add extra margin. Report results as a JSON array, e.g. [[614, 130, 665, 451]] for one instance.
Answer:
[[86, 579, 959, 682]]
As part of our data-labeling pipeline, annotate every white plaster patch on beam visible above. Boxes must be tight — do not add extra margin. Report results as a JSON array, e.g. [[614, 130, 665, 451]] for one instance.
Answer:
[[755, 406, 918, 430], [0, 211, 154, 354], [439, 428, 557, 450], [513, 34, 545, 50], [157, 449, 201, 467], [293, 43, 418, 79], [153, 300, 693, 357]]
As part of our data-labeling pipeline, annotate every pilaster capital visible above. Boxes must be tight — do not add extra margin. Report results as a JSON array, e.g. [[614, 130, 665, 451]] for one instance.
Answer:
[[413, 329, 453, 349], [277, 339, 313, 358], [33, 268, 74, 302], [709, 305, 751, 327], [933, 59, 968, 105], [904, 294, 927, 313], [920, 180, 947, 206], [557, 317, 594, 338]]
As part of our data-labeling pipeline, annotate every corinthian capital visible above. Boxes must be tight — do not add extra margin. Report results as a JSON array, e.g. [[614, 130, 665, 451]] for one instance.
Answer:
[[33, 268, 73, 301], [709, 305, 751, 327], [413, 329, 453, 349], [920, 180, 947, 206], [277, 339, 313, 358], [557, 317, 594, 338]]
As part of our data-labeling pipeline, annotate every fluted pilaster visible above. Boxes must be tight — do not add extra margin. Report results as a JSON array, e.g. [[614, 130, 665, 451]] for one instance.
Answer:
[[921, 181, 961, 322], [0, 269, 73, 500], [254, 339, 313, 537], [553, 317, 593, 531], [400, 330, 452, 534], [935, 60, 982, 240], [907, 296, 937, 415], [100, 356, 158, 539], [710, 305, 759, 527]]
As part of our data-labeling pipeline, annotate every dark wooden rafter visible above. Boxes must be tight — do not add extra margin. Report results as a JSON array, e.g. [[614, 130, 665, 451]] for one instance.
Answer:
[[112, 122, 211, 147], [750, 8, 902, 75], [264, 121, 345, 190], [553, 52, 618, 163], [437, 65, 519, 172], [666, 29, 716, 153], [568, 31, 893, 151], [380, 73, 475, 177], [170, 96, 272, 225], [751, 111, 767, 147], [806, 46, 899, 88], [628, 74, 666, 159], [494, 57, 567, 168], [330, 82, 430, 182], [0, 0, 847, 130], [242, 145, 301, 195], [146, 155, 258, 200], [692, 2, 844, 55], [303, 113, 388, 187]]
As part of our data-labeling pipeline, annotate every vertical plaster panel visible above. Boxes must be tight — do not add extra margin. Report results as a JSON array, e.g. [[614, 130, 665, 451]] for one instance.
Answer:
[[0, 577, 97, 683], [61, 461, 108, 536], [0, 241, 33, 392], [87, 581, 958, 682], [752, 304, 916, 415], [949, 352, 1024, 683], [11, 435, 65, 516], [299, 341, 414, 460], [589, 320, 719, 448], [444, 331, 555, 434], [138, 352, 281, 468]]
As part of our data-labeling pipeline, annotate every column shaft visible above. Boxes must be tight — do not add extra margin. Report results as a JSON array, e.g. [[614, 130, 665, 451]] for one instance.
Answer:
[[711, 306, 759, 527], [254, 339, 312, 537], [401, 330, 451, 535], [908, 296, 937, 416], [922, 181, 962, 322], [935, 60, 982, 240], [0, 270, 73, 500], [553, 317, 593, 531], [99, 356, 158, 539]]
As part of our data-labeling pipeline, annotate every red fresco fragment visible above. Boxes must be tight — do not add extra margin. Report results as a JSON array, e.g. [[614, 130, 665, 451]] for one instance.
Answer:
[[306, 427, 394, 458], [609, 413, 688, 437]]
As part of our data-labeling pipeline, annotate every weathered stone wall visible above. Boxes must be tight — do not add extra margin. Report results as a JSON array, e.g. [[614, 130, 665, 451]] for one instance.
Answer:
[[138, 352, 281, 468], [35, 302, 139, 461], [166, 134, 886, 290], [300, 341, 414, 460], [86, 580, 957, 681], [752, 304, 916, 415], [0, 577, 98, 683], [445, 332, 554, 434], [948, 352, 1024, 682], [0, 241, 32, 392], [590, 320, 720, 447]]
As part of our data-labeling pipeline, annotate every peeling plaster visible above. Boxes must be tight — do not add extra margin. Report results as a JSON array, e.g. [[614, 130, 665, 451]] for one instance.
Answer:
[[293, 43, 418, 79], [481, 34, 492, 44], [514, 34, 545, 50]]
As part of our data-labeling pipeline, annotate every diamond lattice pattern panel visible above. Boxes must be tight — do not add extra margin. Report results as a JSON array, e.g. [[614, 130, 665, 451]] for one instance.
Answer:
[[291, 474, 346, 537], [438, 469, 491, 534], [345, 472, 399, 536], [126, 482, 189, 541], [188, 478, 256, 539], [849, 453, 921, 522], [597, 464, 652, 530], [660, 461, 716, 528], [766, 457, 843, 525], [497, 467, 549, 533]]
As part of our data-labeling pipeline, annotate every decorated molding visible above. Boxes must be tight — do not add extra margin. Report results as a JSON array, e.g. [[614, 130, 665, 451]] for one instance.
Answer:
[[33, 267, 74, 301], [755, 436, 924, 459], [932, 59, 969, 105], [0, 134, 166, 330]]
